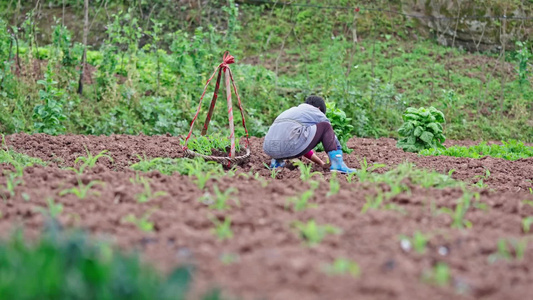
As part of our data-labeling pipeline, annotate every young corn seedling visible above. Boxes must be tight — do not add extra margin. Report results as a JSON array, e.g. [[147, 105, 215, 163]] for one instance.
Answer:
[[293, 160, 322, 181], [293, 220, 342, 246], [209, 216, 233, 240], [201, 185, 239, 211], [488, 238, 528, 263], [439, 192, 474, 229], [399, 231, 430, 254], [522, 217, 533, 233], [263, 162, 281, 179], [361, 191, 385, 213], [130, 174, 167, 203], [323, 258, 361, 278], [473, 168, 490, 189], [327, 172, 340, 197], [36, 197, 63, 218], [422, 262, 450, 287], [59, 179, 103, 200], [353, 158, 386, 183], [122, 208, 157, 232], [69, 148, 113, 175], [285, 189, 317, 211]]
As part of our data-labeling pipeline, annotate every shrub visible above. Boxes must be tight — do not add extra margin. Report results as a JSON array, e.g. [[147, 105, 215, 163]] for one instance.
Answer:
[[396, 106, 446, 152], [0, 223, 219, 300]]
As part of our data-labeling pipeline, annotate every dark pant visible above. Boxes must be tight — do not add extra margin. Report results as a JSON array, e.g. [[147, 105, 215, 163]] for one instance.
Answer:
[[291, 122, 337, 158]]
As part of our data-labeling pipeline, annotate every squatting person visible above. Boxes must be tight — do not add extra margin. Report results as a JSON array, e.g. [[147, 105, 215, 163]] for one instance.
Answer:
[[263, 95, 357, 174]]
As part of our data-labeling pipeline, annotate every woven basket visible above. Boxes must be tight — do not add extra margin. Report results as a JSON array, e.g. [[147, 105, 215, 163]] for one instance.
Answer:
[[184, 147, 251, 165]]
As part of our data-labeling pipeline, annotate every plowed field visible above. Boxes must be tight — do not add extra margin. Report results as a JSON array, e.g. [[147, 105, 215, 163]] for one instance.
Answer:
[[1, 133, 533, 300]]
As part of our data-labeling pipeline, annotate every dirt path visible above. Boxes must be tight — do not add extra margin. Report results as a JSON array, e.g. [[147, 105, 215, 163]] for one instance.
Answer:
[[1, 134, 533, 300]]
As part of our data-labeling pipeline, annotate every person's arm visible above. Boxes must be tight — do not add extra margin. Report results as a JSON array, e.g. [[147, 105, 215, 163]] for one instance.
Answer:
[[304, 150, 326, 167]]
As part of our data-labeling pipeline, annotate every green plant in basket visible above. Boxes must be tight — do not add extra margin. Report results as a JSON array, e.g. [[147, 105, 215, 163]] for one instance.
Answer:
[[397, 106, 446, 152], [185, 134, 241, 156]]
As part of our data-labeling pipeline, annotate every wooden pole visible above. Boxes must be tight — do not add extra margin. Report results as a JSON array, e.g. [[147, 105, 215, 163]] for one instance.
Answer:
[[225, 68, 235, 158], [78, 0, 89, 94]]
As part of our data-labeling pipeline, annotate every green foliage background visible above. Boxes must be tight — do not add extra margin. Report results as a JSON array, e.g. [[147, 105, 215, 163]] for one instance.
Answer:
[[0, 0, 531, 143]]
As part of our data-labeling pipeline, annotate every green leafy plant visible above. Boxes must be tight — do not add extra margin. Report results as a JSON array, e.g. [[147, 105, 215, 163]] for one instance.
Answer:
[[323, 258, 361, 278], [293, 220, 342, 246], [32, 66, 67, 135], [285, 189, 317, 212], [130, 174, 167, 203], [36, 197, 64, 218], [488, 238, 528, 263], [122, 208, 157, 232], [323, 102, 355, 154], [422, 262, 450, 287], [59, 180, 103, 200], [263, 162, 281, 179], [396, 106, 446, 152], [185, 134, 241, 156], [210, 216, 233, 240], [293, 160, 322, 181], [0, 135, 47, 168], [351, 158, 386, 183], [439, 191, 477, 229], [69, 148, 113, 175], [420, 140, 533, 161], [1, 170, 23, 201], [201, 185, 239, 211], [0, 225, 216, 300], [522, 217, 533, 233]]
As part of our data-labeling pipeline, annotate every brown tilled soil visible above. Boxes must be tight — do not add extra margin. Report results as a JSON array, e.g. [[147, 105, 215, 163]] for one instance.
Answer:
[[1, 133, 533, 300]]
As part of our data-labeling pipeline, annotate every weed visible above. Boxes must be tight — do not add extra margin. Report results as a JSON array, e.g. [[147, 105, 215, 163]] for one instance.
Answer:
[[201, 185, 239, 211], [285, 189, 317, 212], [36, 197, 63, 218], [59, 179, 103, 200], [210, 216, 233, 240], [122, 208, 157, 232], [422, 262, 450, 287], [323, 258, 360, 278], [130, 174, 167, 203], [399, 231, 430, 254], [293, 220, 341, 246]]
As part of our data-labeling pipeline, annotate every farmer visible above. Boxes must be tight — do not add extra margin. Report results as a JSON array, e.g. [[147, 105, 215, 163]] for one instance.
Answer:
[[263, 95, 357, 174]]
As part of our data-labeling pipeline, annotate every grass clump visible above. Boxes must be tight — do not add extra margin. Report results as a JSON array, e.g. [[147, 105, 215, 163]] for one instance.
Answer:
[[0, 224, 219, 300], [420, 140, 533, 161]]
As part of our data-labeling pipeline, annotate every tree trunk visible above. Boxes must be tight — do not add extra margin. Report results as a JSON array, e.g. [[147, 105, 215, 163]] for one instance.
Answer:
[[78, 0, 89, 95]]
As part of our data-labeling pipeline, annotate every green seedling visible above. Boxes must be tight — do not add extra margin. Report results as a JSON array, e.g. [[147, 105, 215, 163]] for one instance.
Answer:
[[186, 159, 221, 189], [293, 160, 323, 181], [285, 189, 317, 212], [327, 172, 340, 197], [201, 185, 239, 211], [323, 258, 361, 278], [439, 191, 474, 229], [0, 135, 47, 169], [219, 253, 239, 265], [488, 238, 528, 263], [529, 188, 533, 194], [1, 170, 23, 201], [422, 262, 450, 287], [210, 216, 233, 240], [122, 208, 157, 232], [473, 168, 490, 188], [361, 191, 385, 213], [399, 231, 430, 254], [36, 197, 63, 218], [263, 162, 281, 179], [522, 217, 533, 233], [293, 220, 342, 246], [59, 179, 103, 200], [253, 172, 268, 187], [69, 148, 113, 175], [130, 174, 167, 203], [354, 157, 386, 183]]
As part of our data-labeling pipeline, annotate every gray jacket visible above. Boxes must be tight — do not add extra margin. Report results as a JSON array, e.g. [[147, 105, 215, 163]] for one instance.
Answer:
[[263, 103, 340, 159]]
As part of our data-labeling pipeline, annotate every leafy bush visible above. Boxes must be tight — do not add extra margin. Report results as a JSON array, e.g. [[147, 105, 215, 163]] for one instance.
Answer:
[[396, 107, 446, 152], [316, 102, 354, 153], [32, 67, 67, 135], [0, 223, 219, 300], [420, 140, 533, 161]]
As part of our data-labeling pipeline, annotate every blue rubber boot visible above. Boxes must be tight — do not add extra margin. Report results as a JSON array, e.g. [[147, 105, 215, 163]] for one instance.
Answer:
[[269, 158, 286, 169], [328, 150, 357, 174]]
